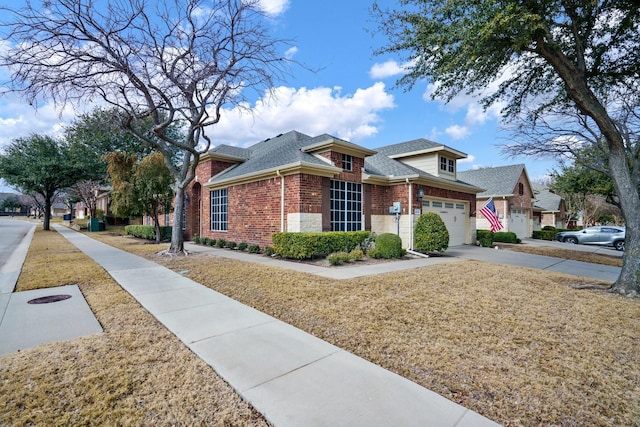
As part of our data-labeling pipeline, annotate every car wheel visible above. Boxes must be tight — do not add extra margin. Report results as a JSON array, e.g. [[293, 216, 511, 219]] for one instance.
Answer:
[[614, 240, 625, 251], [564, 236, 578, 244]]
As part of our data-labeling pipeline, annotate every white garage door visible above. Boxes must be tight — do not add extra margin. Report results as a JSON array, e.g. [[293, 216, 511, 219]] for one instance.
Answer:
[[509, 209, 528, 238], [421, 199, 468, 246]]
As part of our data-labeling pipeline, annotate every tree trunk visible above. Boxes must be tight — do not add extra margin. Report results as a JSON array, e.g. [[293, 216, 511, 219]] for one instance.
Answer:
[[168, 185, 185, 254], [607, 148, 640, 296], [153, 212, 161, 245], [43, 195, 52, 231], [537, 44, 640, 295]]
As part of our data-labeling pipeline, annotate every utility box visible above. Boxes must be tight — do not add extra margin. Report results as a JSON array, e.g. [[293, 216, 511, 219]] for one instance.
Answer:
[[89, 218, 105, 232], [389, 202, 401, 214]]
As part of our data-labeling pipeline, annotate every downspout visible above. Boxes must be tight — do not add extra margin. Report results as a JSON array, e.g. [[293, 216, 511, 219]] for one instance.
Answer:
[[502, 196, 508, 231], [407, 178, 413, 250], [276, 170, 285, 232]]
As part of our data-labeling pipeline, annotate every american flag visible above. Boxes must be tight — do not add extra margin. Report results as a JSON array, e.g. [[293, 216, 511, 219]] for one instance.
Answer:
[[479, 197, 504, 232]]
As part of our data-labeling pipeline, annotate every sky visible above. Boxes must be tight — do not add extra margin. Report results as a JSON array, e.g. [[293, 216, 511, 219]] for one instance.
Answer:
[[0, 0, 560, 193]]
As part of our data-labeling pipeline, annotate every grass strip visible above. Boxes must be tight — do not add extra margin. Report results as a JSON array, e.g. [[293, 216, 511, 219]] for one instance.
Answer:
[[0, 226, 269, 426]]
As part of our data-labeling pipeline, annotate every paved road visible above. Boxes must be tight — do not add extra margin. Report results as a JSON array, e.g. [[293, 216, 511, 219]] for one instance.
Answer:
[[0, 217, 36, 294]]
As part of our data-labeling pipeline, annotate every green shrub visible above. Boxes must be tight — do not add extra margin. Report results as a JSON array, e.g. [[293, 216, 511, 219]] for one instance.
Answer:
[[356, 232, 376, 254], [193, 236, 201, 244], [327, 251, 352, 266], [207, 238, 217, 246], [272, 231, 370, 260], [237, 242, 248, 251], [247, 244, 261, 254], [493, 231, 519, 244], [225, 241, 237, 249], [476, 230, 494, 247], [413, 212, 449, 254], [215, 239, 226, 248], [542, 225, 557, 231], [349, 248, 364, 261], [533, 230, 556, 240], [124, 225, 172, 241], [264, 246, 274, 256], [369, 233, 405, 259]]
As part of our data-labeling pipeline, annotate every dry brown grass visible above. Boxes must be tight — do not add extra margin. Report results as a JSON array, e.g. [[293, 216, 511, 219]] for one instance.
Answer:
[[499, 243, 623, 267], [0, 227, 269, 426], [92, 233, 640, 426]]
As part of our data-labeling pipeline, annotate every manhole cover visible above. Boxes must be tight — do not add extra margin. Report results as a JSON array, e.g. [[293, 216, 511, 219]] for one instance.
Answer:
[[27, 294, 72, 304]]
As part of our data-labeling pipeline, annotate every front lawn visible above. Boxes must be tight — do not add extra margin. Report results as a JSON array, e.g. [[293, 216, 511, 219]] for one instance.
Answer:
[[91, 233, 640, 426]]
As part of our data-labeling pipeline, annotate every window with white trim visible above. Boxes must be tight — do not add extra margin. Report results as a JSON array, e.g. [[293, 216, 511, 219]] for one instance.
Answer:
[[342, 154, 353, 171], [330, 180, 362, 231], [210, 189, 228, 231], [440, 156, 455, 173]]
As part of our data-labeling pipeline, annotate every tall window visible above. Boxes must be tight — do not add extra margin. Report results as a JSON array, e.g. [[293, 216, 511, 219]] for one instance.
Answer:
[[518, 182, 524, 195], [342, 154, 353, 171], [210, 189, 228, 231], [330, 180, 362, 231]]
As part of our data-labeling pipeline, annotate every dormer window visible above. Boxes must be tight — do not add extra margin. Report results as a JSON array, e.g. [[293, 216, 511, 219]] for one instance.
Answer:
[[342, 154, 353, 171], [440, 156, 455, 174]]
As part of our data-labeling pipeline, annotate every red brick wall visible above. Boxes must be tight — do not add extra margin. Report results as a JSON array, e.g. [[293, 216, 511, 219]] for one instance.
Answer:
[[370, 183, 476, 215]]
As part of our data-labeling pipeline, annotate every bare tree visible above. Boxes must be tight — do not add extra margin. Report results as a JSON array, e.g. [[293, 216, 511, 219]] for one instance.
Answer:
[[70, 179, 101, 218], [0, 0, 288, 253]]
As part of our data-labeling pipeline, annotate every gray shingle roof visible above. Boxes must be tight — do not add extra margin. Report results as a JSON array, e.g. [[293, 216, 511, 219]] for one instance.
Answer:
[[532, 184, 563, 211], [208, 131, 336, 183], [457, 164, 526, 197], [364, 138, 465, 179], [208, 144, 251, 160], [372, 138, 442, 157]]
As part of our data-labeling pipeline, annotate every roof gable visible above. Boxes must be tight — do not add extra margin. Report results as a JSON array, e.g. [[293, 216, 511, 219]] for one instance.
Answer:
[[457, 164, 529, 197], [206, 131, 359, 186], [374, 138, 467, 160]]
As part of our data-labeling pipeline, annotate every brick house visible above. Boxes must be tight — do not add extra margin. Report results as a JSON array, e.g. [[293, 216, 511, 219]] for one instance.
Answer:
[[457, 164, 535, 239], [178, 130, 483, 249], [532, 184, 567, 229]]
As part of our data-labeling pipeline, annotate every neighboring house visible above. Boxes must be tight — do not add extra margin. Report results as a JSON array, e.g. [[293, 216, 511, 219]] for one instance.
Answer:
[[51, 202, 68, 217], [74, 201, 87, 219], [531, 184, 567, 229], [457, 164, 535, 239], [179, 130, 483, 249], [94, 187, 135, 225]]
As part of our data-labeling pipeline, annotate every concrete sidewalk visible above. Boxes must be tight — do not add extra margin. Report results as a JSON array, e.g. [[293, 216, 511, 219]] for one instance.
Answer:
[[53, 224, 499, 426]]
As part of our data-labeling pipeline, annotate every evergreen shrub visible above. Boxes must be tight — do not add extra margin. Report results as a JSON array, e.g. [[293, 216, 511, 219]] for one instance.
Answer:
[[368, 233, 405, 259], [413, 212, 449, 254]]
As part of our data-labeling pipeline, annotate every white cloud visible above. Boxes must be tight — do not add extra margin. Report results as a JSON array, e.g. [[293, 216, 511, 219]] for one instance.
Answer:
[[0, 95, 81, 149], [423, 78, 507, 142], [284, 46, 298, 59], [368, 59, 416, 80], [457, 154, 476, 164], [210, 82, 396, 145], [257, 0, 290, 16], [445, 124, 470, 140]]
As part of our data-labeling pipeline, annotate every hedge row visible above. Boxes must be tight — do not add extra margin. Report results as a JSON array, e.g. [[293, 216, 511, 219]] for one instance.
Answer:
[[532, 226, 575, 241], [272, 231, 371, 260], [193, 236, 262, 254], [124, 225, 172, 241], [476, 230, 520, 247]]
